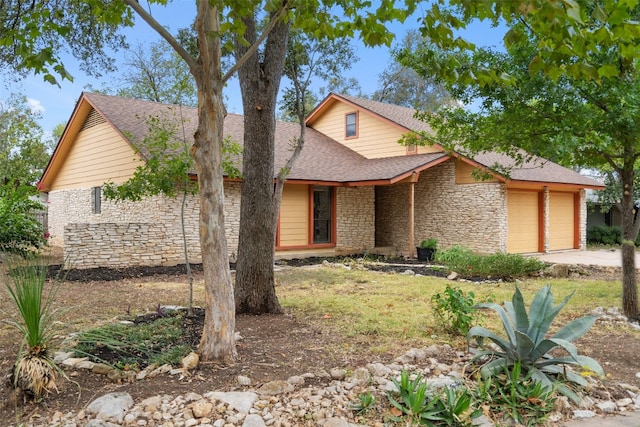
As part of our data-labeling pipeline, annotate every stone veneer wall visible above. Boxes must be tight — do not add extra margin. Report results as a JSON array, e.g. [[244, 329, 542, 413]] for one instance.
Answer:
[[48, 182, 241, 268], [414, 161, 506, 253], [376, 160, 507, 255], [335, 186, 375, 254]]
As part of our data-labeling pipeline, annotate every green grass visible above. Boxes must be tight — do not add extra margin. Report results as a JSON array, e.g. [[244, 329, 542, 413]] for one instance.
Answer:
[[276, 265, 627, 353]]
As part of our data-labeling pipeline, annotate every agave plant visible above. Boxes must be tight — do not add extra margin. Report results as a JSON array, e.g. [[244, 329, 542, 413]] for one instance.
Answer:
[[467, 284, 603, 401], [3, 253, 65, 397]]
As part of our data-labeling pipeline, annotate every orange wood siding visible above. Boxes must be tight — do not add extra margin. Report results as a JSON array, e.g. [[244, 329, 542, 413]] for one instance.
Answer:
[[309, 101, 440, 159], [548, 192, 576, 250], [50, 123, 142, 190], [455, 160, 499, 184], [279, 184, 309, 246], [507, 190, 540, 253]]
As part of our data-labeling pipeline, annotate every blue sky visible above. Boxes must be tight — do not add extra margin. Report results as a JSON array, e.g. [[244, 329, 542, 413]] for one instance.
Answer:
[[3, 3, 505, 134]]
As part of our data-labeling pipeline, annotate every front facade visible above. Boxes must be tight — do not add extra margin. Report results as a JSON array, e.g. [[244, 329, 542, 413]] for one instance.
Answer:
[[39, 92, 601, 269]]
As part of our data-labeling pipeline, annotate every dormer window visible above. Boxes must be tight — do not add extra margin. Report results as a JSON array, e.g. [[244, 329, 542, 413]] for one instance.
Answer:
[[345, 112, 358, 138]]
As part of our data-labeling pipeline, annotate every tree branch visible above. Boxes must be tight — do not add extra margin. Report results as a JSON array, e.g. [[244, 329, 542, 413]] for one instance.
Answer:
[[123, 0, 198, 74], [223, 0, 289, 83]]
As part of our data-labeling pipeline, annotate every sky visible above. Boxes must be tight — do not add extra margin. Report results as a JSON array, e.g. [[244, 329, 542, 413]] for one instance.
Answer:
[[2, 2, 506, 135]]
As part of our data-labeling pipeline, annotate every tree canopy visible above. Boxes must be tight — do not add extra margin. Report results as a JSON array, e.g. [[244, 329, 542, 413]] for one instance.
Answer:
[[407, 0, 640, 318], [0, 94, 52, 186], [372, 30, 452, 111]]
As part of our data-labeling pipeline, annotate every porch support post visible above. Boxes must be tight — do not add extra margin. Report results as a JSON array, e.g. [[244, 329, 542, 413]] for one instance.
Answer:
[[409, 181, 415, 257], [407, 171, 419, 258]]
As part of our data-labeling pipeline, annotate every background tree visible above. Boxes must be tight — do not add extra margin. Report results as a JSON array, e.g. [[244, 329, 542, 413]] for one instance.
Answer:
[[0, 184, 46, 255], [278, 30, 358, 123], [0, 94, 51, 186], [233, 2, 416, 315], [405, 1, 640, 319], [92, 41, 198, 107], [372, 30, 452, 111]]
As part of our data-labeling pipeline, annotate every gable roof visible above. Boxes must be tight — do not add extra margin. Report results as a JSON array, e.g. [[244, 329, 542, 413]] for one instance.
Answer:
[[40, 92, 603, 191], [307, 93, 603, 189]]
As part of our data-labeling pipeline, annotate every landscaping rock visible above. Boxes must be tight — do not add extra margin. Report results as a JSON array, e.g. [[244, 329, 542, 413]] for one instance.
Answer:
[[181, 351, 199, 370], [86, 392, 134, 423]]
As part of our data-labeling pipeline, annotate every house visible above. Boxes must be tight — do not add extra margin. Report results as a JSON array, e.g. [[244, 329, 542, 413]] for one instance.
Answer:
[[38, 92, 603, 269]]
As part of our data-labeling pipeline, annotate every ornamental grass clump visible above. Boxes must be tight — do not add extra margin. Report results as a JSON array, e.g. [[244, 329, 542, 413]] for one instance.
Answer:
[[2, 253, 66, 397], [467, 284, 603, 402]]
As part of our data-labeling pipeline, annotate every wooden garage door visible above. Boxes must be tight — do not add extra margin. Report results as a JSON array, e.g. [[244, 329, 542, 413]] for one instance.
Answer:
[[549, 192, 576, 250], [507, 190, 539, 253]]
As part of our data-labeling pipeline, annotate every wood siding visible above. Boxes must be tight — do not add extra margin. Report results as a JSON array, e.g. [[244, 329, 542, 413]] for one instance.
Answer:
[[50, 122, 142, 190], [455, 160, 499, 184], [279, 184, 309, 246], [548, 192, 576, 250], [507, 190, 540, 253], [309, 101, 440, 159]]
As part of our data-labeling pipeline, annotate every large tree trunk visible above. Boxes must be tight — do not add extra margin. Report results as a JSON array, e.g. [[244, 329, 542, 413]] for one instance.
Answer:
[[620, 167, 639, 320], [192, 4, 235, 362], [234, 16, 289, 314]]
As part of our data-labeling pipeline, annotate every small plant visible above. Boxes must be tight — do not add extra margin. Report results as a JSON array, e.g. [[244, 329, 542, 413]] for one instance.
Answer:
[[388, 371, 481, 426], [419, 238, 438, 249], [350, 391, 376, 414], [474, 361, 555, 426], [435, 386, 481, 426], [431, 285, 476, 335], [388, 371, 443, 425], [467, 284, 603, 401], [2, 253, 67, 397]]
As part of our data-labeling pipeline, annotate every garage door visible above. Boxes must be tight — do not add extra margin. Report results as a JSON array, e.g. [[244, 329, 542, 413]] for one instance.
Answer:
[[549, 192, 576, 250], [507, 190, 539, 253]]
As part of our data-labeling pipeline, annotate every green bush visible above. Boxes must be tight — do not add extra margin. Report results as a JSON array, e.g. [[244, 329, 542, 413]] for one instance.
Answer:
[[586, 225, 621, 246], [431, 285, 476, 335], [434, 246, 544, 280], [0, 184, 47, 255]]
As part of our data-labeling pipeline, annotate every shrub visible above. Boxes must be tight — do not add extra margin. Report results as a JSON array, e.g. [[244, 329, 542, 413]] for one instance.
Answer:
[[467, 285, 603, 402], [0, 184, 47, 255], [431, 285, 476, 335], [587, 225, 621, 246], [434, 246, 544, 280]]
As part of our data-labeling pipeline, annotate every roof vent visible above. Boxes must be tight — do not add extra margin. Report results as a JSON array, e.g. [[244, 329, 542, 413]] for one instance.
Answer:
[[80, 108, 106, 131]]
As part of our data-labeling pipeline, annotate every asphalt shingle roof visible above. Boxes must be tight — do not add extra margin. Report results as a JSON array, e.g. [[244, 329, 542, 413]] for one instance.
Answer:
[[82, 92, 601, 188]]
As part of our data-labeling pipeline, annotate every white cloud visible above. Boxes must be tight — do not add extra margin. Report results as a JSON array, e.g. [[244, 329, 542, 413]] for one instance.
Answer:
[[26, 98, 45, 114]]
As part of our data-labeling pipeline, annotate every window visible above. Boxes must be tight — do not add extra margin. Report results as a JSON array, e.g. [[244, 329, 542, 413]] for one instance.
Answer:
[[313, 186, 332, 244], [92, 186, 101, 214], [406, 143, 417, 154], [345, 112, 357, 138]]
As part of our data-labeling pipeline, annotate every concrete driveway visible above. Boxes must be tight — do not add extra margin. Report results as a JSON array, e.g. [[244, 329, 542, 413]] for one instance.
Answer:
[[535, 249, 639, 267]]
